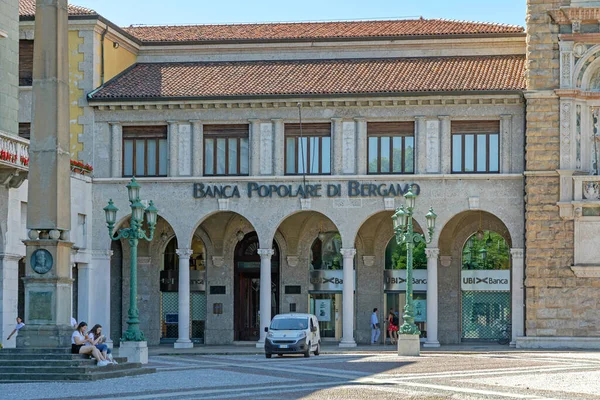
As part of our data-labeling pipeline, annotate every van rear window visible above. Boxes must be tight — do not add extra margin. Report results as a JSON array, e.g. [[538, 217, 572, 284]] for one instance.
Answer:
[[270, 318, 308, 330]]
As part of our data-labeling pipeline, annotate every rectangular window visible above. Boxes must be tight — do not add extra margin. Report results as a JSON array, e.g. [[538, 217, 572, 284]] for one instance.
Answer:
[[203, 124, 249, 176], [451, 121, 500, 174], [284, 123, 331, 175], [366, 122, 415, 174], [18, 123, 31, 140], [19, 40, 34, 86], [122, 126, 168, 177]]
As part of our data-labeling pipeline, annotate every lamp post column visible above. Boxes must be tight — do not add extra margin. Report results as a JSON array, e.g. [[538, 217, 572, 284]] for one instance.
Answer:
[[257, 248, 274, 347], [126, 236, 142, 339], [339, 248, 357, 347], [424, 248, 440, 347], [175, 248, 194, 348]]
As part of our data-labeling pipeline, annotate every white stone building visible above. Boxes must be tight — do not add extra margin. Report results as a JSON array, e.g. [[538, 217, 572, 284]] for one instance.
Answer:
[[1, 1, 529, 348]]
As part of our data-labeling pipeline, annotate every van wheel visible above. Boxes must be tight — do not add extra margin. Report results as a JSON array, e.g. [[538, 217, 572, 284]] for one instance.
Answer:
[[265, 353, 272, 359], [314, 342, 320, 356], [304, 343, 311, 358]]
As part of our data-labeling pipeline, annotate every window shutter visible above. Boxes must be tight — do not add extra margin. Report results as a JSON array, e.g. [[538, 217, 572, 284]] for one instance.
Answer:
[[285, 123, 331, 136], [367, 122, 414, 136], [123, 126, 167, 138], [451, 121, 499, 134], [203, 124, 249, 136], [19, 40, 34, 86]]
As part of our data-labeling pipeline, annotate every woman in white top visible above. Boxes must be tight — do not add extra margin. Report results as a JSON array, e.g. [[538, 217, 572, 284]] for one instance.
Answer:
[[6, 317, 24, 341], [71, 321, 108, 366]]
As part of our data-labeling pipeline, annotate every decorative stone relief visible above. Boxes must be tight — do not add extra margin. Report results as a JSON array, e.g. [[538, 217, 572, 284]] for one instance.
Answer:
[[362, 256, 375, 267], [561, 52, 572, 88], [576, 105, 581, 169], [342, 121, 356, 174], [572, 20, 581, 33], [560, 102, 572, 168], [286, 256, 299, 267], [440, 256, 452, 267], [426, 120, 440, 173], [383, 197, 395, 210], [178, 123, 191, 176], [212, 256, 224, 268], [468, 196, 480, 209], [583, 181, 600, 200], [260, 122, 273, 175], [573, 43, 586, 58], [218, 198, 230, 211], [31, 249, 53, 274], [300, 198, 311, 210]]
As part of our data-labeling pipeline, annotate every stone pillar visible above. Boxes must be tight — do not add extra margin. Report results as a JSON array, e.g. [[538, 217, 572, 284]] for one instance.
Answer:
[[175, 248, 193, 348], [0, 254, 20, 348], [191, 120, 203, 177], [500, 115, 512, 173], [424, 248, 440, 347], [168, 121, 179, 177], [272, 119, 284, 176], [20, 0, 73, 347], [110, 122, 122, 178], [256, 248, 274, 347], [510, 248, 524, 347], [355, 118, 367, 175], [90, 250, 112, 346], [249, 119, 261, 176], [415, 116, 427, 174], [439, 116, 451, 174], [259, 121, 274, 175], [332, 118, 343, 175], [339, 248, 356, 347]]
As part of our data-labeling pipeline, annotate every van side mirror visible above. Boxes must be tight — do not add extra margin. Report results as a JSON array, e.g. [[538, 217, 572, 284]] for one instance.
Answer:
[[311, 326, 317, 333], [264, 327, 268, 332]]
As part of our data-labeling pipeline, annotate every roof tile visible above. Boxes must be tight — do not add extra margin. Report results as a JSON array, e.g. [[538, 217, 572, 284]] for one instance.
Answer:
[[19, 0, 96, 17], [89, 56, 525, 101], [123, 19, 523, 43]]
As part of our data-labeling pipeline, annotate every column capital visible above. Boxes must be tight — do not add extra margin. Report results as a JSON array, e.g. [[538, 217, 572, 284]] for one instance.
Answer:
[[438, 115, 450, 121], [0, 253, 23, 262], [500, 114, 513, 121], [176, 248, 194, 258], [167, 120, 179, 125], [248, 118, 262, 124], [353, 117, 366, 122], [189, 119, 202, 123], [340, 248, 356, 258], [257, 248, 275, 257], [510, 248, 524, 259], [108, 121, 121, 126], [271, 118, 283, 122], [425, 248, 440, 259], [331, 117, 343, 122], [414, 116, 427, 121]]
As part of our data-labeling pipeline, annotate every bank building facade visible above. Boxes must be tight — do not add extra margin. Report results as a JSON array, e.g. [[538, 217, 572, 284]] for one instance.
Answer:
[[9, 0, 597, 349]]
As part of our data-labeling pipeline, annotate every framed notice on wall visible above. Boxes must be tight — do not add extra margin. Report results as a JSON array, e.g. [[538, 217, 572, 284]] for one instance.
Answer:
[[414, 300, 427, 323], [315, 299, 331, 322]]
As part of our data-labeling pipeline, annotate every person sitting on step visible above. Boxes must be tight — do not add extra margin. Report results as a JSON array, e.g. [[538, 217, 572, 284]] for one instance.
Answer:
[[88, 324, 117, 364], [71, 321, 109, 367]]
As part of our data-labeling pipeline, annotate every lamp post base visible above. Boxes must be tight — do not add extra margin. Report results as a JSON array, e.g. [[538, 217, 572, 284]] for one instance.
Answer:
[[397, 334, 420, 356], [119, 341, 148, 364]]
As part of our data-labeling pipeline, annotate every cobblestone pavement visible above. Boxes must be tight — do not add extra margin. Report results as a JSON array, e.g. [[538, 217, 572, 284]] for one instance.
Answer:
[[3, 351, 600, 399]]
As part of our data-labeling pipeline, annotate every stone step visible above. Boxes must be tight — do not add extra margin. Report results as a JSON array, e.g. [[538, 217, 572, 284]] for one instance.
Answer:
[[0, 358, 127, 367], [0, 362, 141, 374], [1, 348, 74, 354], [0, 367, 155, 382]]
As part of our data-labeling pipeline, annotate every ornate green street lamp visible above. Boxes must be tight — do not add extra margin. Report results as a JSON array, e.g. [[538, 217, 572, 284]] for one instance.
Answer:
[[104, 177, 158, 341], [392, 186, 436, 335]]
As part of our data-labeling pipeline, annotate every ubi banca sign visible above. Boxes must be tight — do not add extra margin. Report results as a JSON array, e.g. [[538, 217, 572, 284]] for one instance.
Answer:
[[461, 270, 510, 291], [384, 269, 428, 292], [193, 181, 420, 199]]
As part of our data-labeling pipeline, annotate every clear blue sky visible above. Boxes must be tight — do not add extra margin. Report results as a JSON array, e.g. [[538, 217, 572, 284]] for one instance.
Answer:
[[73, 0, 526, 27]]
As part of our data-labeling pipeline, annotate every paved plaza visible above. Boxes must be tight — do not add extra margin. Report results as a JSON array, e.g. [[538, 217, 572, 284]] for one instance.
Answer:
[[2, 350, 600, 399]]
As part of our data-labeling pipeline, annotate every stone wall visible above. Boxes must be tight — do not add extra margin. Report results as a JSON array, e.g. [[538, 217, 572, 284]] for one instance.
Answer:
[[0, 0, 19, 136]]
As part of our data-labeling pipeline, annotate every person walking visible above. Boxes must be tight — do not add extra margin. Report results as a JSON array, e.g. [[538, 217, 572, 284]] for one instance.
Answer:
[[371, 308, 381, 344], [387, 309, 399, 344], [6, 317, 25, 341]]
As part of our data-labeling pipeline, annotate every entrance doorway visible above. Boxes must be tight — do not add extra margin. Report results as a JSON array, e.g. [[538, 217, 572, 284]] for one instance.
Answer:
[[234, 232, 279, 341]]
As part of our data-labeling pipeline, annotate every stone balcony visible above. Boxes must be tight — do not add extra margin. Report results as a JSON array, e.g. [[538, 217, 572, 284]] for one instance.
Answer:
[[0, 130, 28, 188]]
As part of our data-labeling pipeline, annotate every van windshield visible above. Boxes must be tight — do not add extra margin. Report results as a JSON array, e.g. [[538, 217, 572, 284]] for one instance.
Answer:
[[270, 318, 309, 330]]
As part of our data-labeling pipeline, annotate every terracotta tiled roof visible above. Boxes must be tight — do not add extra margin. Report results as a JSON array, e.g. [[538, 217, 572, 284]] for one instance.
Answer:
[[88, 55, 525, 101], [19, 0, 96, 17], [123, 19, 524, 43]]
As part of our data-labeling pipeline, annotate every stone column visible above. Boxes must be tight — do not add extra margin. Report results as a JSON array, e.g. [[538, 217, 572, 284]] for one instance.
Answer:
[[424, 248, 440, 347], [259, 122, 274, 175], [510, 248, 524, 347], [0, 254, 20, 348], [339, 248, 356, 347], [76, 263, 92, 324], [249, 119, 261, 176], [272, 119, 284, 176], [256, 248, 274, 347], [191, 120, 203, 177], [90, 250, 112, 346], [332, 118, 343, 175], [168, 121, 179, 177], [415, 116, 427, 174], [439, 116, 451, 174], [355, 118, 367, 175], [175, 248, 193, 348], [110, 123, 122, 178], [20, 0, 73, 348]]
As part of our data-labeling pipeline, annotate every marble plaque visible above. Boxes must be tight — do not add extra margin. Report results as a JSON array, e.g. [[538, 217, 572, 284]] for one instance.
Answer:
[[29, 291, 53, 321]]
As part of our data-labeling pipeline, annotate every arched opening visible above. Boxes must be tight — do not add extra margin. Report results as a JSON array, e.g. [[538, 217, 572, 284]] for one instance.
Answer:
[[460, 230, 511, 341], [234, 232, 279, 341], [438, 210, 512, 344], [159, 236, 207, 344]]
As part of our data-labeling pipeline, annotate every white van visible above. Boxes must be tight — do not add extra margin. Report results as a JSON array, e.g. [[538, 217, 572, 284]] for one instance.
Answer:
[[264, 313, 321, 358]]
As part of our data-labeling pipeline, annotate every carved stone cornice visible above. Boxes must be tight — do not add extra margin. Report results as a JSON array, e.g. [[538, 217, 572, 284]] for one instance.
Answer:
[[550, 7, 600, 25], [571, 265, 600, 277]]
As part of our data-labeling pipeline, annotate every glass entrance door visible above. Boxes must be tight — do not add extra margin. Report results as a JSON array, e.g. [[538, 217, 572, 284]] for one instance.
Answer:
[[384, 292, 427, 342], [309, 293, 342, 340]]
